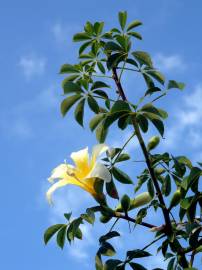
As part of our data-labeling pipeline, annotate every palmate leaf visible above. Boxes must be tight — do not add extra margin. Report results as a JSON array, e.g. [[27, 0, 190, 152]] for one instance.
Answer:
[[96, 120, 108, 143], [74, 98, 85, 126], [104, 259, 122, 270], [73, 32, 91, 42], [89, 113, 106, 131], [127, 20, 142, 31], [129, 262, 147, 270], [127, 249, 151, 260], [128, 31, 142, 40], [62, 81, 83, 94], [132, 51, 153, 67], [91, 81, 110, 90], [99, 242, 116, 256], [112, 167, 133, 184], [167, 80, 185, 90], [106, 179, 119, 199], [118, 11, 127, 30], [88, 96, 100, 113], [61, 94, 81, 116]]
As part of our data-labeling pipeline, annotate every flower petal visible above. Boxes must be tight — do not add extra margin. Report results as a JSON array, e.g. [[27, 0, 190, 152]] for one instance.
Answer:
[[70, 147, 89, 173], [46, 179, 68, 204], [48, 164, 69, 183], [91, 144, 109, 164], [89, 162, 111, 183]]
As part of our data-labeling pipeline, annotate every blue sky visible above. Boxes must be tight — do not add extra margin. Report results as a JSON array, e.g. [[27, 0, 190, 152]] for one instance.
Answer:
[[1, 1, 202, 269]]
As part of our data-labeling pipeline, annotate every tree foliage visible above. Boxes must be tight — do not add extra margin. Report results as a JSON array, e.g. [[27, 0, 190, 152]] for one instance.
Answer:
[[44, 11, 202, 270]]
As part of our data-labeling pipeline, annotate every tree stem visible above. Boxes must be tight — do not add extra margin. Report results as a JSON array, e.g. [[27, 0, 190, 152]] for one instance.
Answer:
[[111, 67, 188, 268]]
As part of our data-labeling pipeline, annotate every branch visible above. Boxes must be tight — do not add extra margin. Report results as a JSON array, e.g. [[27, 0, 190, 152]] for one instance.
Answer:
[[111, 67, 189, 268], [114, 212, 156, 229]]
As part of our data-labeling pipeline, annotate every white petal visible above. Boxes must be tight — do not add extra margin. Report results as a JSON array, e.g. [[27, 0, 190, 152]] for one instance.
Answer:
[[91, 144, 109, 163], [46, 179, 68, 204], [70, 147, 89, 169], [48, 164, 69, 183], [89, 162, 111, 183]]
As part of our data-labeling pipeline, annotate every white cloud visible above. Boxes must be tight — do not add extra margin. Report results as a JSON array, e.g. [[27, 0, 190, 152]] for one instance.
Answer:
[[19, 55, 46, 79], [0, 86, 59, 139], [163, 85, 202, 150], [51, 22, 80, 44], [153, 53, 186, 72]]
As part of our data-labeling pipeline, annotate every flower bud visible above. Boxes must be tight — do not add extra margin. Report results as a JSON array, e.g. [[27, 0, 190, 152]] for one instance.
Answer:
[[147, 136, 160, 151], [121, 194, 131, 213], [115, 192, 152, 212], [169, 189, 181, 210], [131, 192, 152, 209]]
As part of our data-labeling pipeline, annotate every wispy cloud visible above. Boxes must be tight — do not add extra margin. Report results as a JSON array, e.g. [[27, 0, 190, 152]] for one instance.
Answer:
[[163, 85, 202, 153], [153, 53, 186, 72], [18, 55, 46, 79], [51, 22, 80, 44], [0, 86, 59, 139]]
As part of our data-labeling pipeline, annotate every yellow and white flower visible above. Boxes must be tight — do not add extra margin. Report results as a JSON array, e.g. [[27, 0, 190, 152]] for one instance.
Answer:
[[46, 144, 111, 204]]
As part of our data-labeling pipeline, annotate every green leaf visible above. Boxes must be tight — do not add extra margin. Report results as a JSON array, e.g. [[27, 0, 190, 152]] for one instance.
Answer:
[[89, 114, 105, 131], [112, 167, 133, 184], [79, 41, 92, 55], [127, 249, 151, 260], [146, 70, 165, 85], [75, 227, 83, 240], [180, 197, 192, 210], [93, 90, 109, 99], [137, 114, 149, 133], [99, 242, 116, 257], [95, 253, 103, 270], [64, 212, 72, 221], [44, 224, 64, 244], [62, 81, 83, 94], [145, 87, 161, 96], [118, 11, 127, 30], [74, 99, 85, 126], [129, 262, 147, 270], [105, 41, 122, 52], [60, 64, 79, 74], [181, 167, 201, 190], [132, 51, 153, 67], [107, 53, 125, 69], [149, 118, 164, 137], [116, 153, 130, 162], [91, 81, 110, 90], [61, 95, 81, 116], [167, 258, 175, 270], [162, 174, 171, 196], [57, 225, 67, 249], [99, 231, 120, 244], [167, 80, 185, 90], [147, 179, 154, 198], [73, 32, 91, 42], [81, 208, 95, 224], [127, 20, 142, 31], [84, 21, 94, 34], [128, 31, 142, 40], [94, 21, 104, 35], [106, 180, 119, 199], [96, 120, 108, 143], [111, 100, 131, 113], [104, 259, 122, 270], [97, 62, 106, 74], [88, 96, 100, 113]]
